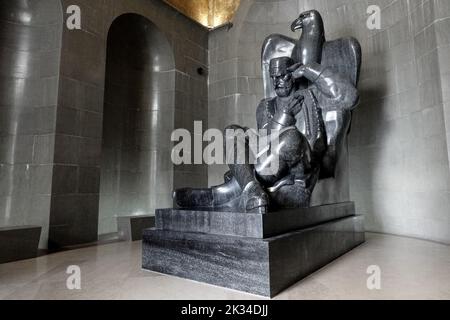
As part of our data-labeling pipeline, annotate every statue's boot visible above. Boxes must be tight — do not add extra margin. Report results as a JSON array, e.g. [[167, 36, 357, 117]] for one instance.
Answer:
[[212, 124, 269, 213], [174, 122, 269, 213], [239, 181, 269, 214], [173, 175, 242, 210], [227, 163, 269, 214], [174, 174, 269, 214]]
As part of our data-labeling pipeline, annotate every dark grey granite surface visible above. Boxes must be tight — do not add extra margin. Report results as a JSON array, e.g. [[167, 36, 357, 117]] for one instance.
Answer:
[[143, 215, 364, 297], [155, 202, 355, 239], [0, 226, 41, 264], [117, 215, 155, 241]]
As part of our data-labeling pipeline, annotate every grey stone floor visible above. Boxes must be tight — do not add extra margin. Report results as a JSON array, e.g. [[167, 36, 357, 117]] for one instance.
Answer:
[[0, 233, 449, 300]]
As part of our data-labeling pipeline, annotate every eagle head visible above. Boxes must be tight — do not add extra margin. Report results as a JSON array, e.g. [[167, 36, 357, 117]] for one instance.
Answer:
[[291, 10, 323, 32]]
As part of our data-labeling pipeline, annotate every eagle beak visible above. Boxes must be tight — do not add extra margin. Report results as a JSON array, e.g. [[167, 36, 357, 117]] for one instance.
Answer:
[[291, 17, 303, 32]]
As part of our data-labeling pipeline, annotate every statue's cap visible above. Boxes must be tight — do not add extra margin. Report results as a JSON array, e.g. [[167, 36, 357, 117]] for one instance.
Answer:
[[269, 57, 295, 76]]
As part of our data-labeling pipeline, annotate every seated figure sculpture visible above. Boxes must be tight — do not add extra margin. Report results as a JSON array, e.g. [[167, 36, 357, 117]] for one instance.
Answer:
[[174, 10, 361, 214]]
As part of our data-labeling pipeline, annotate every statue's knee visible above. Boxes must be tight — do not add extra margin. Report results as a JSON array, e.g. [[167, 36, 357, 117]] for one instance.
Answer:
[[278, 129, 310, 162], [279, 129, 305, 149]]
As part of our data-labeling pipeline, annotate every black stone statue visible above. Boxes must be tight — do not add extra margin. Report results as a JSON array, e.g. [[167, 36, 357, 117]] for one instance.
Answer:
[[174, 10, 361, 214]]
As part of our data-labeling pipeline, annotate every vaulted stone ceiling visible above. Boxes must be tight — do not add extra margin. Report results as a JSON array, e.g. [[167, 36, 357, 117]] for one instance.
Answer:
[[164, 0, 240, 29]]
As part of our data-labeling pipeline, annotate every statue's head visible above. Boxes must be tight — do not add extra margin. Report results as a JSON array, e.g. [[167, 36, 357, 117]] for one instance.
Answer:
[[270, 57, 295, 97], [291, 9, 324, 32]]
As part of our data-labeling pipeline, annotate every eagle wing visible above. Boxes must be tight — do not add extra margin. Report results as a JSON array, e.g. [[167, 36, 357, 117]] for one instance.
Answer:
[[319, 37, 362, 178], [261, 34, 297, 99], [321, 37, 361, 88]]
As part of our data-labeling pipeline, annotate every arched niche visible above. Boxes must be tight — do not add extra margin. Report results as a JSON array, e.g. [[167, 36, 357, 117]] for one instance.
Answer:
[[99, 13, 176, 235]]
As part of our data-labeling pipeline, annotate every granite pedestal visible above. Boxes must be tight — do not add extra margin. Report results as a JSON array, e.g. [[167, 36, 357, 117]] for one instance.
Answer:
[[142, 202, 364, 297]]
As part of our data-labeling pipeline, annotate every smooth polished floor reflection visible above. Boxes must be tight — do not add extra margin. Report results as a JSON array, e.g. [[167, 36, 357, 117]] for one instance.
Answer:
[[0, 233, 449, 300]]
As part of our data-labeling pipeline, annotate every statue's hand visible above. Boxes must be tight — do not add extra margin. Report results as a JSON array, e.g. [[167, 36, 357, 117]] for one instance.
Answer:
[[288, 63, 307, 80], [284, 91, 304, 116]]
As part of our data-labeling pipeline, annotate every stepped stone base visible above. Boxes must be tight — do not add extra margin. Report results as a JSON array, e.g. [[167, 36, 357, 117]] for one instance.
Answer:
[[142, 203, 365, 297]]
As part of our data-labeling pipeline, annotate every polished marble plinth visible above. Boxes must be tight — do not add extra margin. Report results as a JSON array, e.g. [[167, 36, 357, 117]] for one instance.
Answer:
[[142, 203, 365, 297]]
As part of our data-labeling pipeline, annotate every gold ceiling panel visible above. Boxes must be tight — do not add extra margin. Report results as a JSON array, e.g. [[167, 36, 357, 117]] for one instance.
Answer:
[[164, 0, 240, 29]]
